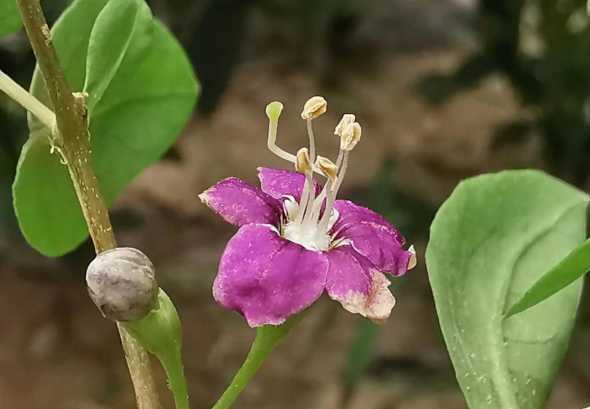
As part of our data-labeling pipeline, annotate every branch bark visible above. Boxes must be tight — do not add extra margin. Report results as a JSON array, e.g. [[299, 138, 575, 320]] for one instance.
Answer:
[[15, 1, 162, 408]]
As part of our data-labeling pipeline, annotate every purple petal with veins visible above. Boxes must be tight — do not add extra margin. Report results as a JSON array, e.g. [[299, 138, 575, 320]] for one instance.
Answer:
[[213, 224, 328, 327], [326, 246, 395, 322], [199, 177, 281, 227], [257, 167, 320, 201], [332, 200, 413, 276]]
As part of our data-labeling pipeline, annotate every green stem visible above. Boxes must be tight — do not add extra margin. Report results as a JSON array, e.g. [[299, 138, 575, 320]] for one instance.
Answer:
[[123, 289, 189, 409], [164, 359, 189, 409], [0, 69, 55, 128], [15, 1, 162, 408], [212, 317, 300, 409]]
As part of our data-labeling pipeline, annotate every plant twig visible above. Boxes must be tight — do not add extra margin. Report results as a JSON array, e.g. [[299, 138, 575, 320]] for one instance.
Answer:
[[15, 1, 162, 408], [0, 69, 55, 129]]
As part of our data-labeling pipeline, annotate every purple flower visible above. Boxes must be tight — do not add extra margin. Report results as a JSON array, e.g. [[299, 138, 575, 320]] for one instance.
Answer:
[[199, 98, 416, 327]]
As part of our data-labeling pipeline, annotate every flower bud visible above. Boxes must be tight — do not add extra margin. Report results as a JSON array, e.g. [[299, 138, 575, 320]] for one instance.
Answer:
[[301, 96, 327, 120], [340, 122, 362, 151], [334, 114, 355, 137], [295, 147, 311, 173], [86, 247, 158, 322], [316, 155, 338, 181]]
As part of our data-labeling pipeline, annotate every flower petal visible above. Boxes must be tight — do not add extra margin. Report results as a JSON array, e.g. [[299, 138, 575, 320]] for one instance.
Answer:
[[199, 177, 281, 226], [213, 224, 328, 327], [332, 200, 414, 276], [325, 246, 395, 322], [257, 167, 320, 201]]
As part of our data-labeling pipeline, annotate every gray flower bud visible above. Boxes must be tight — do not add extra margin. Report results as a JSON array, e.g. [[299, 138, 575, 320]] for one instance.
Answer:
[[86, 247, 158, 322]]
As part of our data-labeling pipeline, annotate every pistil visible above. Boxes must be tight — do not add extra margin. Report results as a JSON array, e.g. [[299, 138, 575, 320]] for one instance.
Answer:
[[266, 102, 297, 164], [266, 100, 324, 175]]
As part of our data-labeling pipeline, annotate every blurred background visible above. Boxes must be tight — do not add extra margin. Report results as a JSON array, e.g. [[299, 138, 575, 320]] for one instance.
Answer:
[[2, 0, 590, 408]]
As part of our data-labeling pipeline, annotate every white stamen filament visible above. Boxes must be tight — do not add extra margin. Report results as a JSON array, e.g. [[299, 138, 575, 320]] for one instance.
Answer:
[[303, 154, 338, 226], [332, 151, 349, 198], [305, 180, 330, 225], [319, 150, 349, 230], [294, 118, 320, 223], [295, 172, 313, 224], [302, 171, 317, 221], [335, 148, 344, 169], [306, 118, 316, 162]]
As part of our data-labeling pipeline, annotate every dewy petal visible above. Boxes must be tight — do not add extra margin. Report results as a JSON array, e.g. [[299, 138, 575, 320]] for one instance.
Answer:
[[213, 224, 328, 327], [257, 167, 320, 201], [332, 200, 413, 276], [199, 177, 281, 226], [325, 246, 395, 322]]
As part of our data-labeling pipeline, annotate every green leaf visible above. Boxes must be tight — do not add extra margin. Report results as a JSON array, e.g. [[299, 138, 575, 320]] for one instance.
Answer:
[[0, 0, 21, 37], [13, 0, 198, 256], [13, 139, 86, 253], [83, 0, 152, 112], [507, 238, 590, 316], [426, 169, 587, 409], [124, 289, 189, 409]]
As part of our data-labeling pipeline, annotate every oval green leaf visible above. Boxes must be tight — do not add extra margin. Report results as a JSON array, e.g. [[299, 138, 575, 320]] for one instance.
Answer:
[[426, 170, 587, 409], [83, 0, 152, 112], [0, 0, 21, 37], [13, 0, 198, 256], [507, 238, 590, 317]]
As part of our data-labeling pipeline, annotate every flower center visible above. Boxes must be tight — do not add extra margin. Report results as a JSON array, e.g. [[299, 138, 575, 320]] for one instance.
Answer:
[[265, 98, 362, 252], [282, 214, 332, 251]]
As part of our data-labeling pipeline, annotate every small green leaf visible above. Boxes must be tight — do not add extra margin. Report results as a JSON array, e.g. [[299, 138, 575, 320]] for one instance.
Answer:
[[13, 0, 198, 256], [507, 238, 590, 317], [426, 170, 587, 409], [83, 0, 151, 112], [124, 289, 189, 409], [0, 0, 21, 37]]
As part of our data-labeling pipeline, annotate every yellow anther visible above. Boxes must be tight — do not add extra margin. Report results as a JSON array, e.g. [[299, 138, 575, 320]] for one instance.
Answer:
[[334, 114, 355, 136], [316, 155, 338, 181], [301, 96, 327, 120], [340, 122, 362, 151], [295, 147, 312, 173]]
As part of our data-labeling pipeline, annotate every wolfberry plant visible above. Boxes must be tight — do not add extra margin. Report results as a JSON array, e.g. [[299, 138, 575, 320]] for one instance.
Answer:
[[1, 1, 589, 409]]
